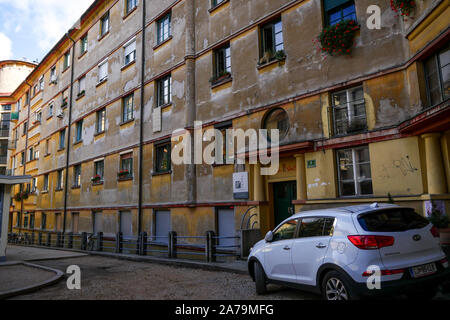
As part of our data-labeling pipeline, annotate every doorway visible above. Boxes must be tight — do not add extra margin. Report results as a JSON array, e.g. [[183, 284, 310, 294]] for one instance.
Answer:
[[273, 181, 296, 227]]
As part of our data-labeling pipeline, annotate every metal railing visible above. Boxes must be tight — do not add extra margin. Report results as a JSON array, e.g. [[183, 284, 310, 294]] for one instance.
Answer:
[[8, 230, 242, 262]]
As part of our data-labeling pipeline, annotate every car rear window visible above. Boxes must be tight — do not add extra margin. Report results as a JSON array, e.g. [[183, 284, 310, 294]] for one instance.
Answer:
[[358, 208, 429, 232]]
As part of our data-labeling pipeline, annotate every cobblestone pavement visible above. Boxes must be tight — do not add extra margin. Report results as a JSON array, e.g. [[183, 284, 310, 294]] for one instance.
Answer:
[[10, 255, 450, 300]]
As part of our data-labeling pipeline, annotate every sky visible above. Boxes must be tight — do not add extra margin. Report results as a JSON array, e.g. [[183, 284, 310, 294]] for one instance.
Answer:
[[0, 0, 94, 62]]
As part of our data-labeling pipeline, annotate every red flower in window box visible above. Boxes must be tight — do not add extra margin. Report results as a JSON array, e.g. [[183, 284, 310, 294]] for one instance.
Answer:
[[91, 175, 102, 183], [390, 0, 415, 19], [318, 20, 359, 56], [117, 170, 130, 179]]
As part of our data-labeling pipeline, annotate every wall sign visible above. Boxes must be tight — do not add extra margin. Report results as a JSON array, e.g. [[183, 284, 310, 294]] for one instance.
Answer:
[[233, 172, 249, 200], [307, 160, 316, 168]]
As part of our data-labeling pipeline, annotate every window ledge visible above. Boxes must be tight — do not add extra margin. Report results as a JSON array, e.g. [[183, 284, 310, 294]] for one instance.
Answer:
[[55, 188, 64, 192], [41, 190, 48, 194], [96, 78, 108, 88], [73, 140, 83, 146], [71, 185, 81, 190], [94, 130, 106, 137], [157, 102, 172, 110], [98, 31, 110, 42], [208, 0, 230, 13], [257, 57, 286, 70], [46, 116, 53, 121], [120, 119, 135, 127], [121, 60, 136, 71], [212, 162, 234, 168], [62, 67, 70, 74], [78, 51, 87, 60], [44, 153, 51, 158], [76, 92, 85, 101], [152, 170, 172, 177], [57, 148, 65, 152], [211, 76, 232, 89], [123, 6, 137, 20], [92, 181, 104, 186], [118, 176, 133, 182], [153, 36, 173, 51]]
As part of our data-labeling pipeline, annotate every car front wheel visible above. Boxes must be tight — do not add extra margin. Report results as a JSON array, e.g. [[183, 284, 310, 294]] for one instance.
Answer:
[[322, 271, 358, 301], [254, 261, 267, 295]]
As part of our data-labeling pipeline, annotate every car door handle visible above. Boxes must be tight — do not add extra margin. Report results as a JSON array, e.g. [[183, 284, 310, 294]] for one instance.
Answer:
[[316, 243, 327, 249], [283, 246, 291, 251]]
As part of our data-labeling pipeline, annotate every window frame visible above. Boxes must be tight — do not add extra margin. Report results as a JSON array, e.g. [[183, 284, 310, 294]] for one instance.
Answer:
[[424, 44, 450, 108], [156, 75, 172, 107], [331, 86, 367, 136], [259, 18, 284, 61], [100, 11, 110, 37], [73, 164, 82, 188], [122, 94, 134, 123], [123, 39, 136, 66], [63, 51, 71, 70], [96, 108, 106, 134], [59, 129, 66, 150], [56, 169, 64, 190], [125, 0, 137, 15], [154, 141, 172, 174], [120, 153, 133, 178], [336, 146, 373, 197], [80, 34, 88, 55], [213, 44, 232, 80], [157, 12, 171, 44], [324, 0, 357, 26], [98, 59, 108, 83], [75, 120, 83, 143]]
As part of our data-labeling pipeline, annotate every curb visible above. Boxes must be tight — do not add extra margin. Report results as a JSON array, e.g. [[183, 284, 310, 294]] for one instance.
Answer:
[[0, 262, 65, 300], [8, 244, 248, 275]]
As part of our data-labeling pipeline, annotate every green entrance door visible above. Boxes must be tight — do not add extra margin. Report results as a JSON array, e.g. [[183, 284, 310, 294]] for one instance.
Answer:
[[273, 181, 297, 227]]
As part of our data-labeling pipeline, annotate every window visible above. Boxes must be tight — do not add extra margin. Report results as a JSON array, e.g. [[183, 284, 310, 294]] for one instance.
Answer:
[[62, 89, 69, 107], [63, 51, 71, 70], [157, 75, 172, 107], [41, 213, 47, 230], [358, 208, 429, 232], [263, 108, 290, 141], [95, 160, 104, 179], [324, 0, 356, 26], [120, 153, 133, 177], [73, 165, 81, 187], [125, 0, 137, 15], [31, 177, 37, 193], [424, 44, 449, 107], [337, 146, 373, 197], [100, 11, 110, 37], [25, 91, 30, 105], [21, 151, 25, 165], [96, 108, 106, 133], [75, 120, 83, 143], [34, 148, 40, 160], [212, 0, 226, 8], [260, 18, 284, 62], [45, 139, 50, 155], [214, 122, 233, 164], [98, 60, 108, 83], [48, 103, 54, 117], [57, 170, 64, 190], [272, 219, 298, 242], [59, 129, 66, 150], [36, 110, 42, 123], [78, 76, 86, 96], [155, 142, 171, 173], [28, 147, 34, 161], [16, 100, 21, 111], [30, 213, 35, 229], [331, 86, 366, 136], [213, 44, 231, 80], [154, 210, 171, 243], [39, 76, 44, 91], [157, 12, 171, 44], [122, 94, 134, 122], [43, 174, 49, 191], [124, 40, 136, 66], [24, 215, 29, 229], [50, 66, 57, 83], [297, 218, 335, 238], [23, 121, 28, 136], [80, 34, 88, 55]]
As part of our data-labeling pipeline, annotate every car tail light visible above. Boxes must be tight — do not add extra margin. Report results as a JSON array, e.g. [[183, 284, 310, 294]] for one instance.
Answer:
[[362, 268, 405, 277], [347, 235, 395, 250], [430, 226, 440, 238], [440, 258, 449, 269]]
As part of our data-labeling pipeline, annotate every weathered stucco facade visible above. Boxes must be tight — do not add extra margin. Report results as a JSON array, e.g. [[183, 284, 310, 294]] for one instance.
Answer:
[[6, 0, 450, 255]]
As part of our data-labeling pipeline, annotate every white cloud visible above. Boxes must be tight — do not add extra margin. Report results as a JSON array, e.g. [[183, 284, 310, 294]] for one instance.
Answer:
[[0, 32, 13, 60], [0, 0, 93, 58]]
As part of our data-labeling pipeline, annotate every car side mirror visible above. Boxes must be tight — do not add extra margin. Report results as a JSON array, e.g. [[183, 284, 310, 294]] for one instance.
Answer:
[[265, 231, 274, 243]]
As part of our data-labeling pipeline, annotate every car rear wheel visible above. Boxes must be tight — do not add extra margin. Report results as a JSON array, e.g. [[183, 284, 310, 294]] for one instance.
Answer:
[[254, 262, 267, 295], [322, 271, 358, 301]]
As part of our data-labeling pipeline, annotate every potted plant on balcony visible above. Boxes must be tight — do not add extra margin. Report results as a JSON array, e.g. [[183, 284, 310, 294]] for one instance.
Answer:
[[117, 169, 130, 180], [91, 174, 102, 184], [390, 0, 416, 19], [14, 191, 29, 202], [428, 202, 450, 245], [318, 19, 359, 56]]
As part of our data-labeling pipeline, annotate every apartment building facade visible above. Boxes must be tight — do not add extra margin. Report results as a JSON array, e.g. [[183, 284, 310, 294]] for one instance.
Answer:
[[6, 0, 450, 248]]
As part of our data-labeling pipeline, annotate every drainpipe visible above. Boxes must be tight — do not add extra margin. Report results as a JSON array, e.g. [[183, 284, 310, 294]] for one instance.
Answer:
[[18, 81, 32, 234], [62, 34, 76, 236], [137, 0, 147, 236]]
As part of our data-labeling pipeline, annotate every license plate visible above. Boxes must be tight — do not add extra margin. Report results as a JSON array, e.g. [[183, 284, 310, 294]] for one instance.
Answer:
[[410, 263, 437, 278]]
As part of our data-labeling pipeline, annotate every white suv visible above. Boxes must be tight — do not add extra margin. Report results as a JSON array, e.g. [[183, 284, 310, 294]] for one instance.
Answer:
[[248, 203, 450, 300]]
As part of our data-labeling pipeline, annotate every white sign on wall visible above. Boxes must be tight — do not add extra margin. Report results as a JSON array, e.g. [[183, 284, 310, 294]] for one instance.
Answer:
[[233, 172, 249, 200]]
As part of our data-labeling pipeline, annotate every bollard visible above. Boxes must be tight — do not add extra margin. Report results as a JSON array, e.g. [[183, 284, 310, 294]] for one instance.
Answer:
[[140, 232, 147, 256], [96, 232, 103, 252], [116, 232, 123, 254], [206, 231, 216, 263], [56, 232, 62, 247], [81, 232, 88, 251], [169, 231, 177, 259], [68, 232, 73, 249]]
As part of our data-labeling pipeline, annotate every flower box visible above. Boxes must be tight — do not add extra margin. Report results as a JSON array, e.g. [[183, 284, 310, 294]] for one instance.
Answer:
[[318, 20, 359, 56], [390, 0, 415, 18]]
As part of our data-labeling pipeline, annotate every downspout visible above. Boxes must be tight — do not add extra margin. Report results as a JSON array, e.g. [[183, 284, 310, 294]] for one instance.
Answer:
[[62, 34, 76, 236], [18, 81, 32, 234], [137, 0, 147, 236]]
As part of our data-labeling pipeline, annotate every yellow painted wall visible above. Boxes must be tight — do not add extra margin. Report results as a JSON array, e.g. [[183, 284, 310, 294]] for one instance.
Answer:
[[305, 149, 337, 199]]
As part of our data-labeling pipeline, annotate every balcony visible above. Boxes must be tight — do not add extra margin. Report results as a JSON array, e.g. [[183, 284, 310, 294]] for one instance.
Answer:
[[329, 98, 368, 136]]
